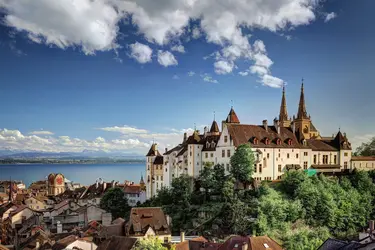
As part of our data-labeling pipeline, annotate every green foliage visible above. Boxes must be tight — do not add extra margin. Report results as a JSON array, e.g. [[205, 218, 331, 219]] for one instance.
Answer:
[[133, 237, 170, 250], [283, 226, 331, 250], [355, 136, 375, 156], [230, 144, 255, 183], [281, 170, 308, 197], [100, 187, 131, 219]]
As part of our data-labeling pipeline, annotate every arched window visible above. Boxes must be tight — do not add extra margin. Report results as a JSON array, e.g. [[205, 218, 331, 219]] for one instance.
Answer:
[[264, 137, 270, 145], [288, 139, 293, 146]]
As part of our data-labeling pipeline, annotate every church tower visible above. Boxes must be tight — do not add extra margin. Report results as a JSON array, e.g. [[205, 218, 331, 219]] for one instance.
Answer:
[[279, 85, 291, 127], [294, 81, 312, 139]]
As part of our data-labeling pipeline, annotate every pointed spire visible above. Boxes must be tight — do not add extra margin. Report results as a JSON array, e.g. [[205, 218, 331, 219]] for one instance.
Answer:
[[297, 79, 308, 119], [226, 106, 240, 124], [279, 84, 288, 122], [140, 173, 144, 184]]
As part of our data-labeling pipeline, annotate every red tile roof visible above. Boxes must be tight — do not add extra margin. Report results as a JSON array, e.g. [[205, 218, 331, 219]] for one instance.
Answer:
[[124, 185, 141, 194], [126, 207, 170, 236], [352, 156, 375, 161], [226, 108, 240, 123]]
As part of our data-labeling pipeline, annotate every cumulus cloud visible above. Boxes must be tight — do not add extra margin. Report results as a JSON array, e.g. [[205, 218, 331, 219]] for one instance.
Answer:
[[187, 71, 195, 76], [324, 12, 337, 22], [171, 45, 185, 53], [0, 0, 325, 87], [29, 130, 54, 135], [214, 60, 234, 75], [157, 50, 178, 67], [238, 71, 249, 76], [201, 74, 218, 84], [99, 125, 148, 134], [129, 42, 153, 63]]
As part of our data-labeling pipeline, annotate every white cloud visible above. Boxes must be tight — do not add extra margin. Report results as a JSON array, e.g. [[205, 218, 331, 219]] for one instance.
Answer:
[[172, 75, 180, 80], [350, 134, 375, 150], [0, 0, 122, 55], [1, 0, 326, 87], [192, 26, 201, 39], [171, 45, 185, 53], [157, 50, 178, 67], [29, 130, 54, 135], [261, 74, 284, 88], [187, 71, 195, 76], [214, 60, 234, 75], [129, 42, 153, 63], [99, 125, 148, 134], [324, 12, 337, 23], [201, 74, 218, 84], [238, 71, 249, 76]]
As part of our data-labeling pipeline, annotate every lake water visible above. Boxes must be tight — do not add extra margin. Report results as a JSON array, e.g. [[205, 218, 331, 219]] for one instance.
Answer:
[[0, 163, 145, 187]]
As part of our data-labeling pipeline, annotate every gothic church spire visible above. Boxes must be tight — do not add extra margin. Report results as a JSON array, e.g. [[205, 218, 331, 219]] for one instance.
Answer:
[[297, 80, 308, 120]]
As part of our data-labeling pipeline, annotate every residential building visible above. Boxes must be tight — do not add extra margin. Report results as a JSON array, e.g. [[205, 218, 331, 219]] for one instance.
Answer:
[[123, 179, 146, 207], [51, 234, 97, 250], [351, 156, 375, 171], [96, 236, 138, 250], [125, 207, 171, 243], [146, 82, 353, 198]]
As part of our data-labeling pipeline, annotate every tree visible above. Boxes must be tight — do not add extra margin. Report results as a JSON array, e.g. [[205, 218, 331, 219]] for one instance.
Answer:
[[230, 144, 255, 183], [133, 237, 171, 250], [281, 170, 308, 198], [100, 187, 131, 219], [283, 226, 330, 250], [355, 136, 375, 156]]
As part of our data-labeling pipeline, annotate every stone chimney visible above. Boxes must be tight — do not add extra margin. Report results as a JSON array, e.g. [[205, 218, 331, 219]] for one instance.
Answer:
[[274, 118, 280, 134], [262, 120, 268, 131], [103, 182, 107, 191], [165, 148, 168, 153], [96, 180, 99, 189], [242, 242, 248, 250], [183, 133, 187, 143], [204, 126, 208, 136], [180, 231, 185, 242]]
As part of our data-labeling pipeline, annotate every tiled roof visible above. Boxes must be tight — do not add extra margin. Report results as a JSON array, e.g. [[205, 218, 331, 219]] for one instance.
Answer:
[[153, 155, 164, 165], [317, 238, 351, 250], [210, 120, 220, 133], [80, 182, 113, 199], [124, 185, 141, 194], [307, 139, 338, 151], [249, 236, 283, 250], [127, 207, 170, 236], [352, 156, 375, 161], [310, 122, 318, 132], [227, 124, 300, 148], [146, 143, 161, 157], [164, 144, 184, 155], [218, 236, 249, 250], [97, 236, 137, 250], [226, 107, 240, 123], [52, 235, 79, 250], [202, 135, 221, 152]]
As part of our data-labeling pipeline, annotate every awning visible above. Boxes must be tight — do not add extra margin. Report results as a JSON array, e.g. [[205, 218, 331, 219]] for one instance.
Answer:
[[310, 164, 342, 173]]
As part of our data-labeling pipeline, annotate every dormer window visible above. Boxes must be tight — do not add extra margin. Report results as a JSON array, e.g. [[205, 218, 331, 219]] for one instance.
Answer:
[[264, 137, 270, 145], [211, 142, 216, 148], [206, 141, 210, 148], [287, 139, 293, 146], [302, 139, 307, 146], [276, 138, 281, 145]]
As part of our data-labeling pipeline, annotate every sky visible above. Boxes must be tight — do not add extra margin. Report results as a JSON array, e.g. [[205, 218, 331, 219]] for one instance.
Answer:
[[0, 0, 374, 155]]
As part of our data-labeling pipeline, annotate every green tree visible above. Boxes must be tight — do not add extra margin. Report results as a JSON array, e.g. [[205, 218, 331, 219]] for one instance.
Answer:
[[230, 144, 255, 183], [283, 226, 330, 250], [133, 236, 171, 250], [355, 136, 375, 156], [281, 170, 308, 197], [100, 187, 131, 219]]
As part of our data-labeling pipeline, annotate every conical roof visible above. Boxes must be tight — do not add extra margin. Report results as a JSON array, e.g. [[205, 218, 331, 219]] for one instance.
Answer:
[[226, 107, 240, 123], [210, 120, 220, 133]]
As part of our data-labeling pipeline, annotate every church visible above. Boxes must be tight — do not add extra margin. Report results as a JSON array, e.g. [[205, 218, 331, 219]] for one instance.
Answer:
[[146, 82, 352, 198]]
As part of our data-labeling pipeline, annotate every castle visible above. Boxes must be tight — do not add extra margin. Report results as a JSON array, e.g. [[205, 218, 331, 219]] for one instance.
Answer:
[[146, 82, 353, 198]]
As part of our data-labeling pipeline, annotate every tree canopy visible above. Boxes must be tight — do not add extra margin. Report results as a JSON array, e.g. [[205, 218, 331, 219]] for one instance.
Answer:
[[100, 187, 131, 219], [133, 237, 171, 250], [230, 144, 255, 183], [355, 136, 375, 156]]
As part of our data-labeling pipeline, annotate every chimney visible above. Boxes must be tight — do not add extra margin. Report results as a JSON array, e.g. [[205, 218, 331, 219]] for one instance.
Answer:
[[103, 182, 107, 191], [369, 220, 374, 233], [262, 120, 268, 131], [96, 180, 99, 189], [292, 122, 296, 134], [242, 243, 248, 250], [36, 241, 40, 250], [165, 148, 168, 153], [204, 126, 208, 135], [274, 118, 280, 134], [180, 231, 185, 242], [183, 133, 187, 143]]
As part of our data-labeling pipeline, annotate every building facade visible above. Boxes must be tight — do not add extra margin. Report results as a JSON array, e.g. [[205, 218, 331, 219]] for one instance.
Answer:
[[146, 82, 354, 199], [47, 173, 65, 196]]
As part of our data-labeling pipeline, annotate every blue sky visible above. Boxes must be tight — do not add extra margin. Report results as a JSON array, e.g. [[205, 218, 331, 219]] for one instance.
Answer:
[[0, 0, 374, 154]]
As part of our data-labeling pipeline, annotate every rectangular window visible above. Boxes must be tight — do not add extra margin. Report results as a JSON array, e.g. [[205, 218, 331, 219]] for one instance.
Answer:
[[227, 150, 231, 157], [296, 154, 299, 159], [334, 155, 337, 164], [157, 183, 159, 188], [313, 155, 317, 164], [323, 155, 328, 164], [161, 176, 163, 181], [205, 153, 208, 158], [278, 164, 282, 172], [222, 150, 225, 157], [344, 152, 348, 157], [344, 162, 348, 169], [304, 152, 308, 156], [211, 153, 214, 158], [254, 164, 257, 173], [190, 152, 192, 156], [224, 136, 228, 143], [278, 153, 280, 158], [287, 153, 290, 159], [156, 176, 159, 181], [259, 164, 262, 173], [304, 161, 308, 169], [267, 153, 270, 159]]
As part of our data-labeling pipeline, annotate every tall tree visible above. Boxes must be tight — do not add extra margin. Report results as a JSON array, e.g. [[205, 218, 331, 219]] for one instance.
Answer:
[[230, 144, 255, 183], [133, 237, 171, 250], [355, 136, 375, 156], [100, 187, 131, 219]]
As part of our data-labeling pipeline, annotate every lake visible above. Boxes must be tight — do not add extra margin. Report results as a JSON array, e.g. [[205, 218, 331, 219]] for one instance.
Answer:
[[0, 163, 145, 187]]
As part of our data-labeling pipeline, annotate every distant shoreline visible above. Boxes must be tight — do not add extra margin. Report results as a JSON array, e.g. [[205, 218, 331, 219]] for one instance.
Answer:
[[0, 159, 146, 165]]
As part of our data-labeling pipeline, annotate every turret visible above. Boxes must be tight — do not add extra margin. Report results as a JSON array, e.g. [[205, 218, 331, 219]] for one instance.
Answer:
[[279, 85, 291, 127]]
